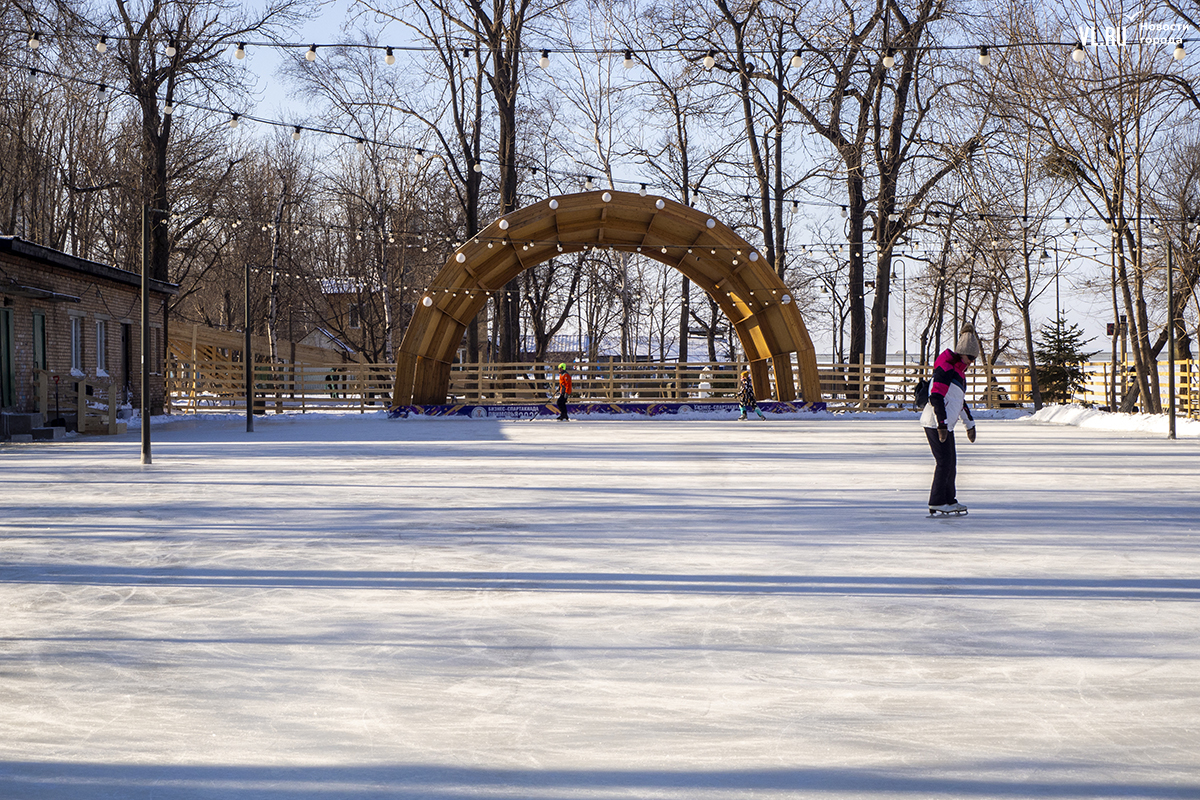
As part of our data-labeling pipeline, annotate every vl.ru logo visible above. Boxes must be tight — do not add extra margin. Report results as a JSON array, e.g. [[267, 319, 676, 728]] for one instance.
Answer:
[[1077, 21, 1129, 48]]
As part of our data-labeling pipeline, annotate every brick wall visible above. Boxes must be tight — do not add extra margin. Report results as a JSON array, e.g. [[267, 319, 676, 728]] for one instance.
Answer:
[[0, 238, 175, 415]]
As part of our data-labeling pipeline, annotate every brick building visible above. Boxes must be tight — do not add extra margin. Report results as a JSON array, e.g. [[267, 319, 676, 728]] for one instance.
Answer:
[[0, 236, 176, 419]]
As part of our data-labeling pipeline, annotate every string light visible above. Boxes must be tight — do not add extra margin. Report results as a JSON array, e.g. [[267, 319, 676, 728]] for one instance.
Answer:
[[163, 102, 174, 115], [96, 83, 107, 99], [539, 49, 550, 68], [28, 31, 41, 49], [1175, 40, 1186, 60], [978, 46, 990, 66], [623, 50, 635, 69], [96, 36, 107, 54], [790, 49, 802, 68], [229, 113, 240, 128], [306, 44, 317, 61], [385, 46, 395, 65], [292, 125, 301, 140], [1072, 42, 1085, 63], [166, 39, 177, 57], [883, 48, 895, 69], [235, 42, 246, 60], [704, 50, 715, 70]]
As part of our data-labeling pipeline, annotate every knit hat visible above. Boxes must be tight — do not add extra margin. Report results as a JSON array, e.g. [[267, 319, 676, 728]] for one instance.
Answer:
[[954, 323, 981, 359]]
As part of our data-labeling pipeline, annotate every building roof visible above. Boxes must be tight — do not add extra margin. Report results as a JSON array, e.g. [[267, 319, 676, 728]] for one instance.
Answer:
[[0, 235, 178, 296]]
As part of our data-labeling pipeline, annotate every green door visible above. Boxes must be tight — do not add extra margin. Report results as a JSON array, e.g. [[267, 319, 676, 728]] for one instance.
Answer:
[[0, 308, 14, 408]]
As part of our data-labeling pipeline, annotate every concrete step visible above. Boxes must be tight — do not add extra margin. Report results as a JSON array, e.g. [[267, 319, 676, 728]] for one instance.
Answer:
[[31, 426, 67, 440], [2, 412, 43, 438]]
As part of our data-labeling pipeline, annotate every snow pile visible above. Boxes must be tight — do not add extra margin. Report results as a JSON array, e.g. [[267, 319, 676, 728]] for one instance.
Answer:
[[1025, 403, 1200, 437]]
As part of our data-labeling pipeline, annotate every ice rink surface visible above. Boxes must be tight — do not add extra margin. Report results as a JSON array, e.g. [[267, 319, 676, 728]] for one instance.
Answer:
[[1, 411, 1198, 799]]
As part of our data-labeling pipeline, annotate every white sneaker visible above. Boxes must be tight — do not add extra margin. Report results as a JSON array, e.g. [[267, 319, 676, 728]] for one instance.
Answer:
[[930, 503, 966, 514]]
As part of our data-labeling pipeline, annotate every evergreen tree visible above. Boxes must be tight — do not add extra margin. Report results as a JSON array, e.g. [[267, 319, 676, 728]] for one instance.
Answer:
[[1034, 318, 1096, 404]]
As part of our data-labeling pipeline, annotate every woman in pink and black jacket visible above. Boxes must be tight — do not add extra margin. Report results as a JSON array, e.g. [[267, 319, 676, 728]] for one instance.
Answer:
[[920, 324, 980, 515]]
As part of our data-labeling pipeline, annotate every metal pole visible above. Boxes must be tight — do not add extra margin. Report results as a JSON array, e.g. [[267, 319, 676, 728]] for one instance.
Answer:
[[1168, 241, 1176, 440], [140, 204, 152, 465], [245, 262, 253, 432]]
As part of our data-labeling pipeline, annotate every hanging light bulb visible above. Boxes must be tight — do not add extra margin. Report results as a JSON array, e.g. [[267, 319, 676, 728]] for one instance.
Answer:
[[356, 138, 365, 153], [473, 162, 482, 173], [704, 50, 715, 70], [1174, 40, 1186, 60], [623, 49, 634, 69], [28, 31, 41, 49], [229, 113, 240, 128], [978, 46, 990, 66], [1071, 42, 1085, 63], [292, 125, 301, 140], [639, 183, 647, 197], [97, 36, 108, 54], [235, 42, 246, 59], [414, 148, 425, 163], [840, 206, 848, 218], [97, 83, 108, 99], [584, 176, 595, 190], [790, 49, 802, 68], [306, 44, 317, 62], [163, 102, 174, 115], [166, 39, 177, 57], [883, 48, 895, 69], [539, 49, 550, 68]]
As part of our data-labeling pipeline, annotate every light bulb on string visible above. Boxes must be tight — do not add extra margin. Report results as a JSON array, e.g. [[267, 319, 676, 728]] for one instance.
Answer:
[[790, 49, 802, 68], [229, 113, 240, 128], [306, 44, 317, 62], [28, 31, 41, 49], [584, 176, 595, 190], [623, 50, 634, 69], [883, 48, 895, 69], [1072, 42, 1085, 63], [96, 36, 108, 54], [978, 46, 990, 66], [1175, 40, 1186, 60], [473, 162, 482, 173], [704, 50, 715, 70], [539, 49, 549, 68], [356, 138, 365, 153], [166, 39, 177, 57], [292, 125, 301, 140], [164, 102, 174, 115], [638, 183, 647, 197], [97, 83, 107, 99], [235, 42, 246, 60], [414, 149, 425, 163], [384, 46, 395, 65]]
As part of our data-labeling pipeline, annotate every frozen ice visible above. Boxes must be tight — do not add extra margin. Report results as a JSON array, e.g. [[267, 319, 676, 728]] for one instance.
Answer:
[[1, 408, 1197, 798]]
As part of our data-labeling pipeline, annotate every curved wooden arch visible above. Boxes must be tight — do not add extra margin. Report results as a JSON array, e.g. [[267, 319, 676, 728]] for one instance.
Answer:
[[391, 190, 822, 406]]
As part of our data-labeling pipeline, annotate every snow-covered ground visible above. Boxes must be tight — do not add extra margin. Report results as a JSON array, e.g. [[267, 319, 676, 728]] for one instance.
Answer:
[[1, 408, 1198, 799]]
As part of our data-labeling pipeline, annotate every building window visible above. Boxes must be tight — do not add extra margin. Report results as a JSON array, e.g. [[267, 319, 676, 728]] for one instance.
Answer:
[[32, 310, 46, 371], [96, 319, 108, 375], [70, 316, 84, 375]]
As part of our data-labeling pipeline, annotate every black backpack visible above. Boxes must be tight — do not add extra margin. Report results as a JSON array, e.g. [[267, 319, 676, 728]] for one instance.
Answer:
[[914, 378, 930, 408]]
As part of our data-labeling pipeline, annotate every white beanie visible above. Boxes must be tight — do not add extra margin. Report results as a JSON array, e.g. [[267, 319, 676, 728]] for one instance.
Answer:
[[955, 323, 981, 358]]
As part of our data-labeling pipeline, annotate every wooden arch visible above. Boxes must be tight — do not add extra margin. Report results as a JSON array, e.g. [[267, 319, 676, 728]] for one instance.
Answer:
[[391, 190, 822, 406]]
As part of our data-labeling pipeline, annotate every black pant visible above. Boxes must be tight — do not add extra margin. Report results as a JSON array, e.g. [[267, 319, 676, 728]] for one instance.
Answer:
[[925, 427, 957, 507], [556, 394, 568, 420]]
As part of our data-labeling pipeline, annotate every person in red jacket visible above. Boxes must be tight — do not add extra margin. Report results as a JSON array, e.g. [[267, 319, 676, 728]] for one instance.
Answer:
[[920, 324, 980, 515], [556, 363, 572, 421]]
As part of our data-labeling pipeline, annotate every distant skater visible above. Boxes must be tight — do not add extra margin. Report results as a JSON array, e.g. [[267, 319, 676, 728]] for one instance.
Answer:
[[737, 370, 766, 420], [556, 363, 572, 421], [921, 324, 979, 516]]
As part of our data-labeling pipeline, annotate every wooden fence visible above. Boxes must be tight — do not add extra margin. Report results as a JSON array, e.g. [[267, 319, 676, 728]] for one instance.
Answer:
[[33, 370, 125, 434], [165, 357, 1038, 413]]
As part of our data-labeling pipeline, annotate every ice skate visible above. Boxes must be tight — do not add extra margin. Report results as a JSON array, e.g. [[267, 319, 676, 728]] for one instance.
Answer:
[[738, 413, 747, 420], [928, 502, 967, 517]]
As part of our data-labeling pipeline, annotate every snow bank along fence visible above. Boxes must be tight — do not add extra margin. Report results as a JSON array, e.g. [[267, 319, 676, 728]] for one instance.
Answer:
[[32, 369, 127, 434], [166, 351, 1200, 416]]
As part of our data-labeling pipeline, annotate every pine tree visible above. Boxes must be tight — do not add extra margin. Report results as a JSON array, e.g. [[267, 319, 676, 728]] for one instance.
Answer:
[[1034, 318, 1097, 404]]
